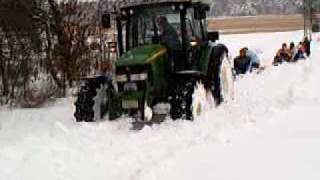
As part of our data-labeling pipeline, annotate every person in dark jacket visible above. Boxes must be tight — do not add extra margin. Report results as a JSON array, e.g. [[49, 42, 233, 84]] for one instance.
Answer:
[[303, 37, 311, 57], [234, 48, 251, 75], [158, 16, 184, 71], [158, 16, 182, 51]]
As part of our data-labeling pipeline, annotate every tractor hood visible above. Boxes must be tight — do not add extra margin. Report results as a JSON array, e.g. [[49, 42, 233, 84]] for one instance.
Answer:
[[116, 44, 167, 67]]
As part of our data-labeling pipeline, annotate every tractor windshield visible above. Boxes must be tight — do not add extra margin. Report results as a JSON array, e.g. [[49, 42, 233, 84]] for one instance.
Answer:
[[122, 6, 194, 51]]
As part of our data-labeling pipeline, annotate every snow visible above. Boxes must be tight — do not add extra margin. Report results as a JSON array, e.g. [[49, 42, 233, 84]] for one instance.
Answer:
[[1, 31, 320, 180], [144, 105, 320, 180]]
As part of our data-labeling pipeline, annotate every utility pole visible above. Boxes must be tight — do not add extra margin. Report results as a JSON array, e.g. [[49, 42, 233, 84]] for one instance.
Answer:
[[310, 0, 313, 39], [304, 0, 312, 39], [304, 0, 306, 38]]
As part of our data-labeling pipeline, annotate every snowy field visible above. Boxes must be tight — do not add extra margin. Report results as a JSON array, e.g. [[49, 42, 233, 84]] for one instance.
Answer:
[[0, 31, 319, 180]]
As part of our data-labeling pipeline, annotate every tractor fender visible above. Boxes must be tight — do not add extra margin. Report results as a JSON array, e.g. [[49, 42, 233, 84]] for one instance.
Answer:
[[202, 42, 228, 74], [206, 43, 229, 83], [209, 43, 229, 63], [206, 43, 229, 105]]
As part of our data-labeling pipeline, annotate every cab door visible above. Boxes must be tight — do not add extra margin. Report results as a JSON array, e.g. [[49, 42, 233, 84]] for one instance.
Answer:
[[186, 9, 205, 68]]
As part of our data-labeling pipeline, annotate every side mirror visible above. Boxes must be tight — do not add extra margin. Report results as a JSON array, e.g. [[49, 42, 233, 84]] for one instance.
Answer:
[[207, 31, 219, 42], [194, 4, 209, 20], [102, 13, 111, 29]]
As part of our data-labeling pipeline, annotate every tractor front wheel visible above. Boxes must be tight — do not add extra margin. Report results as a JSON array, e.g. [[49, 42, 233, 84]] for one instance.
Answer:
[[74, 76, 114, 122], [170, 81, 195, 120]]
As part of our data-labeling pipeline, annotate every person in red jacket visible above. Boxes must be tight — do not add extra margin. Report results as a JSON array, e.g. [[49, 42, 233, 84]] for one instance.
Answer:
[[294, 42, 306, 61]]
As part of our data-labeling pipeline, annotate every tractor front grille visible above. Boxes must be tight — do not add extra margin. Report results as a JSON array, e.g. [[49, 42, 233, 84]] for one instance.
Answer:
[[117, 81, 146, 92], [116, 65, 149, 92]]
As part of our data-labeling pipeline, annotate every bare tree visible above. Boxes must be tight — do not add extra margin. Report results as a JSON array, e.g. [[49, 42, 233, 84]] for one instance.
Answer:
[[0, 0, 43, 104], [46, 0, 98, 96], [0, 0, 110, 105]]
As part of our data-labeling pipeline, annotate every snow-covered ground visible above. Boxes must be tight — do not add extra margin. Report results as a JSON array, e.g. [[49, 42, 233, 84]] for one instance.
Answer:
[[0, 31, 319, 180]]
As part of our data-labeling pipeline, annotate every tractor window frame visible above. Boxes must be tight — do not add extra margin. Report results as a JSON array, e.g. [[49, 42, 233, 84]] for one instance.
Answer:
[[186, 8, 203, 41], [124, 7, 186, 51]]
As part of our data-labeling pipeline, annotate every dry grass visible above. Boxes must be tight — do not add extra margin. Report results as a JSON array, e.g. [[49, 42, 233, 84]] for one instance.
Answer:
[[208, 14, 304, 34]]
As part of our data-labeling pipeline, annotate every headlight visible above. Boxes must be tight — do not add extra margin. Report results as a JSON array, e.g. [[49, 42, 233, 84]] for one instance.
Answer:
[[190, 41, 198, 47], [116, 75, 127, 82], [130, 73, 148, 81]]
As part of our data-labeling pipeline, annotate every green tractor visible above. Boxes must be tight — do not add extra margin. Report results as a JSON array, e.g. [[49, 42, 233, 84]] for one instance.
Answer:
[[74, 0, 233, 122]]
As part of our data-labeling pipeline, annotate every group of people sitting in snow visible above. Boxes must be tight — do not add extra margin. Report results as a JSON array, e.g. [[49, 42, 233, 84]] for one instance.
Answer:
[[232, 37, 311, 76], [273, 37, 311, 65]]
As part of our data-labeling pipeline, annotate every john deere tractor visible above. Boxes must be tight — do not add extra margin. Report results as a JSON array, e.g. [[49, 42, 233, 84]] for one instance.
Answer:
[[74, 0, 232, 122]]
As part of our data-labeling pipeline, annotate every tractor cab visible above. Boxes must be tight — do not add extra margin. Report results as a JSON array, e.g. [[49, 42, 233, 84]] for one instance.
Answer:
[[104, 1, 219, 70]]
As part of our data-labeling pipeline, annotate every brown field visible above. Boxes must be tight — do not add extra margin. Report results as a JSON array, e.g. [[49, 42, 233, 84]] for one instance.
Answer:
[[208, 14, 304, 34]]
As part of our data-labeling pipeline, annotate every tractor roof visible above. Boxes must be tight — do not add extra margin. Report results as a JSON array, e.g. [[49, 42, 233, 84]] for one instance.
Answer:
[[120, 0, 194, 10]]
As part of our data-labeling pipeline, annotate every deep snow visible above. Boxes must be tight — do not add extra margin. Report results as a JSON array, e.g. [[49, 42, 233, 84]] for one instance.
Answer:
[[0, 31, 319, 180]]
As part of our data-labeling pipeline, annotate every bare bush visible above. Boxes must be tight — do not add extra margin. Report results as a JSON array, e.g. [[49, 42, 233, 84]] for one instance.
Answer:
[[0, 0, 112, 105]]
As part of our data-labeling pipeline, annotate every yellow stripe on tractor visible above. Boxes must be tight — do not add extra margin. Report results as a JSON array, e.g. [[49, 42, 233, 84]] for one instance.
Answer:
[[146, 48, 167, 63]]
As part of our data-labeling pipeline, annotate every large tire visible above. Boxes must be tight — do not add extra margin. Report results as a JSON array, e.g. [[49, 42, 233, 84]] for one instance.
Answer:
[[170, 44, 231, 120], [74, 76, 111, 122], [170, 81, 216, 120], [170, 80, 195, 120], [206, 44, 230, 106]]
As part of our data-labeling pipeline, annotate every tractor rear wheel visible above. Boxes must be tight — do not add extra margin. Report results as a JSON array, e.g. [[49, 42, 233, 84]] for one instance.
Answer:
[[169, 44, 231, 120], [170, 81, 215, 120], [206, 44, 231, 106]]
